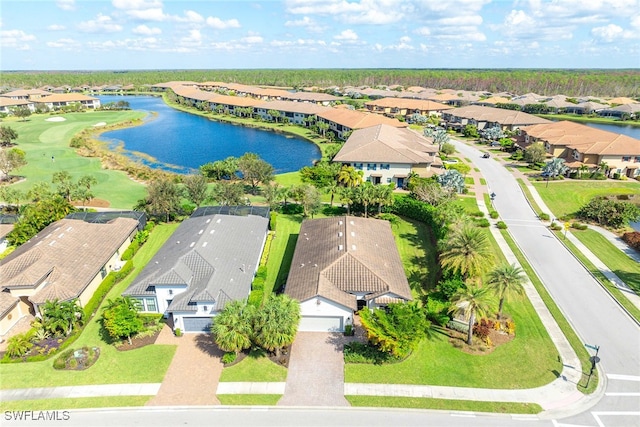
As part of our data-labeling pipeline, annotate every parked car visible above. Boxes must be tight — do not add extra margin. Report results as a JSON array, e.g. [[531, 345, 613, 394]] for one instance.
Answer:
[[482, 153, 490, 158]]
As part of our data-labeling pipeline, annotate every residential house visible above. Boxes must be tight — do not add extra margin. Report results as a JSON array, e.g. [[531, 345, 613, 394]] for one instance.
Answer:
[[364, 97, 454, 120], [519, 120, 640, 178], [0, 89, 51, 101], [598, 103, 640, 120], [122, 207, 270, 333], [36, 93, 101, 110], [0, 216, 140, 340], [253, 100, 330, 125], [0, 97, 35, 114], [316, 108, 407, 140], [284, 216, 413, 332], [442, 105, 550, 132], [333, 124, 441, 187]]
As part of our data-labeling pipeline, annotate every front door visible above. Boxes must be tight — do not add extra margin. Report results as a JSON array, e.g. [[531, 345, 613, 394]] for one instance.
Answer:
[[372, 176, 381, 185], [396, 177, 404, 188]]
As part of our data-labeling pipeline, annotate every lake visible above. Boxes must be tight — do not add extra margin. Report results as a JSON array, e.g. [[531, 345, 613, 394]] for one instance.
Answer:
[[98, 95, 321, 174]]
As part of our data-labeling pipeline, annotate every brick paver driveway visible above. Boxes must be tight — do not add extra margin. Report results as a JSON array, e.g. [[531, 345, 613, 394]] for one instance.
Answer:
[[278, 332, 349, 406], [147, 326, 223, 406]]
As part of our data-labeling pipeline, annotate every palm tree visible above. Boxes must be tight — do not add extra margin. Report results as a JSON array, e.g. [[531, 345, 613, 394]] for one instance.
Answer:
[[373, 184, 394, 214], [337, 165, 363, 188], [253, 294, 300, 357], [211, 300, 254, 355], [578, 163, 589, 178], [338, 186, 355, 215], [355, 182, 376, 218], [448, 285, 497, 345], [438, 224, 494, 282], [325, 181, 339, 207], [486, 263, 526, 319], [597, 161, 609, 177], [41, 299, 83, 337]]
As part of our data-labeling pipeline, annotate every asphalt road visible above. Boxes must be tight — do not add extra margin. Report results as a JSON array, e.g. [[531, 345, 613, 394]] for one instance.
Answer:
[[452, 140, 640, 427]]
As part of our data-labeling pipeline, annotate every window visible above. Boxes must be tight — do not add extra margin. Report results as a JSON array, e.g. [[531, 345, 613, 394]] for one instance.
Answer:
[[100, 266, 107, 279], [354, 163, 363, 170], [367, 163, 377, 170], [634, 157, 640, 163], [203, 305, 208, 312], [144, 297, 157, 312], [169, 289, 173, 295], [381, 164, 390, 170], [623, 156, 631, 162]]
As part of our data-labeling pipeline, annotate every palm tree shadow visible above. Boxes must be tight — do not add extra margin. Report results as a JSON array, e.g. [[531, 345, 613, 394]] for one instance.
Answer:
[[194, 333, 224, 358]]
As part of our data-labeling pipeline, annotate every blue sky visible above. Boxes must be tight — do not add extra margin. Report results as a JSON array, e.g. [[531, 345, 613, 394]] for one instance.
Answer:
[[1, 0, 639, 70]]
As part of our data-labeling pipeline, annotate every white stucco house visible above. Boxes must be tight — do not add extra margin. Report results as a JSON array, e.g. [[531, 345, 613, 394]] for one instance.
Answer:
[[284, 216, 413, 332]]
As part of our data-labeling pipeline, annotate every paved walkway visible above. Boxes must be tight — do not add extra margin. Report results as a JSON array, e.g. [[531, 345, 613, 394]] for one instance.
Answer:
[[277, 332, 350, 406], [146, 325, 223, 406]]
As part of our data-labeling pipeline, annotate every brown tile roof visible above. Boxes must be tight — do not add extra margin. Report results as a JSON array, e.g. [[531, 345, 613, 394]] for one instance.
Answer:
[[209, 94, 264, 107], [607, 97, 637, 105], [317, 108, 407, 130], [446, 105, 551, 126], [1, 89, 51, 98], [365, 97, 454, 111], [285, 216, 412, 310], [333, 124, 437, 164], [0, 98, 31, 108], [37, 93, 98, 103], [521, 120, 640, 156], [0, 218, 138, 305], [0, 289, 19, 317]]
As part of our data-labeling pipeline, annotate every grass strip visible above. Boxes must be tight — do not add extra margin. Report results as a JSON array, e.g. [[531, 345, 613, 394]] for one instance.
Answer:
[[554, 231, 640, 323], [219, 355, 287, 382], [499, 229, 598, 394], [346, 396, 542, 414], [217, 395, 282, 405], [0, 396, 151, 411]]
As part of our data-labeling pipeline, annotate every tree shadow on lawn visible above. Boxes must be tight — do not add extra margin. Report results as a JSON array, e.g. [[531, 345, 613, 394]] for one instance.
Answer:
[[273, 233, 299, 293], [194, 333, 225, 359], [613, 269, 640, 294]]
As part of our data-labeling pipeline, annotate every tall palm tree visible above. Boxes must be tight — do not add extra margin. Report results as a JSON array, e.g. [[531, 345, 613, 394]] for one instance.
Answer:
[[355, 182, 376, 218], [438, 224, 494, 282], [211, 300, 254, 355], [448, 285, 497, 345], [337, 165, 363, 188], [486, 263, 526, 319], [373, 184, 394, 214], [338, 186, 355, 215], [325, 181, 339, 208], [253, 294, 300, 357]]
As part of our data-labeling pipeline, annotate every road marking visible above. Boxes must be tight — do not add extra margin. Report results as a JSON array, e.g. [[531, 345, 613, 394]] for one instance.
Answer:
[[551, 420, 594, 427], [511, 415, 538, 421], [607, 374, 640, 381], [451, 411, 475, 417], [592, 411, 640, 427]]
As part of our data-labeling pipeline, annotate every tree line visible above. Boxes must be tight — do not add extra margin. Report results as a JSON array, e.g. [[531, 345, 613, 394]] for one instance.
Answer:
[[2, 69, 638, 97]]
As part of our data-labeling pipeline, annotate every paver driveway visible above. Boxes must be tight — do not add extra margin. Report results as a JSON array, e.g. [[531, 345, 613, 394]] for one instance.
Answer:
[[146, 326, 223, 406], [278, 332, 349, 406]]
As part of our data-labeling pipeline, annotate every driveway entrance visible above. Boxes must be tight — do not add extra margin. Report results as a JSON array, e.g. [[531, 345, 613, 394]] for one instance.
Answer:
[[278, 332, 349, 407]]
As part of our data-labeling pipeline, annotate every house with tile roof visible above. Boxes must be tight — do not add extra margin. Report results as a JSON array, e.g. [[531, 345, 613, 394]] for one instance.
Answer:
[[36, 93, 101, 110], [519, 120, 640, 178], [0, 97, 35, 114], [123, 207, 269, 333], [254, 100, 331, 125], [0, 216, 139, 339], [333, 124, 441, 187], [285, 216, 412, 332], [316, 108, 407, 140], [442, 105, 550, 131], [364, 97, 454, 120]]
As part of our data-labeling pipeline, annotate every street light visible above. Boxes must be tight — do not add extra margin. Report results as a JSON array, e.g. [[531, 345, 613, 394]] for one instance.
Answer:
[[584, 343, 600, 388]]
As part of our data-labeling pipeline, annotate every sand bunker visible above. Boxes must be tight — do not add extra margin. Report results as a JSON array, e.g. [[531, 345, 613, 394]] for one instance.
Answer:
[[46, 117, 66, 122], [93, 122, 107, 127]]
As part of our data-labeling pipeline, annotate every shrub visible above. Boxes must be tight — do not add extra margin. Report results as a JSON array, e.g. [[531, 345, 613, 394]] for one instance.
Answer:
[[269, 212, 277, 231], [476, 218, 490, 227], [473, 319, 494, 340], [505, 319, 516, 335], [174, 328, 182, 337], [489, 211, 499, 219], [247, 290, 263, 307], [447, 319, 469, 334], [550, 222, 562, 231], [539, 212, 550, 221], [343, 324, 354, 336], [343, 342, 399, 364], [470, 211, 484, 217], [571, 222, 588, 230], [622, 231, 640, 251], [496, 221, 508, 229], [617, 194, 630, 200], [222, 352, 237, 364], [53, 349, 73, 370]]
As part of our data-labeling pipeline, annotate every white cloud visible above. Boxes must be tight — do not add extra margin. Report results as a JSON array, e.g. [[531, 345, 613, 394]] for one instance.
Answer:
[[241, 35, 263, 44], [414, 27, 431, 36], [206, 17, 241, 29], [400, 36, 411, 43], [1, 29, 36, 49], [56, 0, 75, 11], [112, 0, 162, 10], [47, 38, 80, 49], [126, 8, 167, 21], [181, 29, 202, 46], [285, 0, 407, 25], [180, 10, 204, 24], [284, 16, 326, 32], [132, 25, 161, 35], [591, 23, 638, 41], [47, 24, 66, 31], [334, 29, 358, 41], [78, 14, 123, 33]]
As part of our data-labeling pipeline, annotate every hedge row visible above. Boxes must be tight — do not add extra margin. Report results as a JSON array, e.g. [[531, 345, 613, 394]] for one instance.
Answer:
[[391, 195, 447, 240]]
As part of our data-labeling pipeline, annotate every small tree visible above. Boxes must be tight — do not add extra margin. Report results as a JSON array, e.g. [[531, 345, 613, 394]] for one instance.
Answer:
[[0, 148, 27, 180], [253, 294, 300, 357], [524, 143, 546, 165], [211, 300, 254, 355], [183, 173, 209, 207], [41, 299, 84, 337], [486, 263, 526, 319], [101, 297, 144, 345], [52, 171, 76, 202], [437, 169, 465, 194], [211, 181, 245, 206], [12, 106, 32, 121], [237, 152, 274, 195], [448, 285, 497, 345], [142, 177, 184, 222], [440, 142, 456, 157], [0, 126, 18, 147]]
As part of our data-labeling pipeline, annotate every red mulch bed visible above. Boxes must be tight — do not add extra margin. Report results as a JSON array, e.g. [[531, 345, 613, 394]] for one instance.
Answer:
[[448, 322, 515, 355], [115, 329, 161, 351]]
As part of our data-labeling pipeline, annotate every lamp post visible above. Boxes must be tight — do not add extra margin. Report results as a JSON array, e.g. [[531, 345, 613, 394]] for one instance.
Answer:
[[584, 343, 600, 388]]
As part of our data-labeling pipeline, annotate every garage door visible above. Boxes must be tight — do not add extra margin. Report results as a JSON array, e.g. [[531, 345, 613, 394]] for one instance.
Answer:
[[298, 316, 343, 332], [183, 317, 213, 333]]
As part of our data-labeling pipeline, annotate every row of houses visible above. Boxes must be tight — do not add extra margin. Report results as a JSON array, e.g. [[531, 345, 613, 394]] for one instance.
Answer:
[[0, 92, 101, 114], [1, 206, 410, 339]]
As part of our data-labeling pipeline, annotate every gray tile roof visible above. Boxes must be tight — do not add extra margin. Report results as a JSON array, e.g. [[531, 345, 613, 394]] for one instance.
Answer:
[[285, 216, 412, 310], [124, 213, 269, 313]]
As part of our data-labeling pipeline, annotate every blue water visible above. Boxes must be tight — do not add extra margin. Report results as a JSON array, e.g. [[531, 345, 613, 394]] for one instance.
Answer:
[[582, 122, 640, 139], [98, 95, 321, 174]]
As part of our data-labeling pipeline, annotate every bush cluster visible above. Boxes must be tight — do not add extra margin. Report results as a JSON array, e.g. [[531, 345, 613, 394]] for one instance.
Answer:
[[622, 231, 640, 251], [343, 342, 399, 365]]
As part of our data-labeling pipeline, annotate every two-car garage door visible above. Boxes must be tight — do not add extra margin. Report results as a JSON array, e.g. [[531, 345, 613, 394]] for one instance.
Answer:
[[182, 317, 213, 333], [298, 316, 343, 332]]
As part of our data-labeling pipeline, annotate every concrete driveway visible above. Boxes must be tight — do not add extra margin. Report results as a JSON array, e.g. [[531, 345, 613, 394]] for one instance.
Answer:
[[278, 332, 349, 406]]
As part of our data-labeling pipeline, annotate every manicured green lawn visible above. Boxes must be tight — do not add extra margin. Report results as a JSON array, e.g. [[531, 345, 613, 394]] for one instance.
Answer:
[[0, 224, 179, 390], [391, 216, 438, 296], [453, 196, 482, 214], [571, 229, 640, 295], [217, 394, 282, 405], [345, 289, 561, 388], [346, 396, 542, 414], [219, 355, 287, 382], [264, 213, 303, 295], [0, 396, 152, 411], [6, 112, 148, 209], [533, 181, 640, 218]]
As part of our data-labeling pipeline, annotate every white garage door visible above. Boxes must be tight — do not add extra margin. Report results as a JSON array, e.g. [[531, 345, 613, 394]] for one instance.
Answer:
[[299, 316, 343, 332], [183, 317, 213, 333]]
